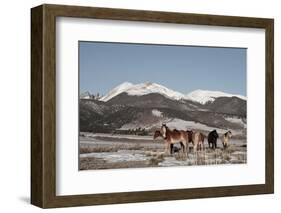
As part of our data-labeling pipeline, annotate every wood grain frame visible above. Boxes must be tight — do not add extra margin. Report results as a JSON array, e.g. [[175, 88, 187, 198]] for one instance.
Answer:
[[31, 4, 274, 208]]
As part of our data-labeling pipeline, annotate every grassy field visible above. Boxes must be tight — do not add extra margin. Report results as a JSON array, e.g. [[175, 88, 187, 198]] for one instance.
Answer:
[[79, 132, 247, 170]]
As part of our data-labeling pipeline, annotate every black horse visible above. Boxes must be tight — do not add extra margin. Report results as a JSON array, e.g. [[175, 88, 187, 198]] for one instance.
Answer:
[[208, 130, 219, 149]]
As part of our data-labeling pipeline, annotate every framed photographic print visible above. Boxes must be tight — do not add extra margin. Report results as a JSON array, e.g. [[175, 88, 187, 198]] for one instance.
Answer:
[[31, 4, 274, 208]]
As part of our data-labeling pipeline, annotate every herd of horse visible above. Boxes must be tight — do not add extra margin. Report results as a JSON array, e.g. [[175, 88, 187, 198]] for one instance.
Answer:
[[153, 124, 232, 156]]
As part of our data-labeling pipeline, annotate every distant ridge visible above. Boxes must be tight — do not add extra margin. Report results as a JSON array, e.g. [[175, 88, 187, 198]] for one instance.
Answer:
[[98, 82, 246, 104], [185, 89, 246, 104]]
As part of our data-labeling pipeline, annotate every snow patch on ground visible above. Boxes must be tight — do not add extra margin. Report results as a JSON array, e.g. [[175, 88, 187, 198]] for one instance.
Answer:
[[81, 132, 153, 140], [152, 109, 163, 117], [225, 117, 246, 128], [118, 117, 244, 135], [163, 118, 226, 133], [80, 150, 149, 163]]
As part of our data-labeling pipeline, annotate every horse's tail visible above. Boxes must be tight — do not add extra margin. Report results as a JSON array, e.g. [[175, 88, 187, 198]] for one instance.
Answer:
[[200, 133, 206, 142]]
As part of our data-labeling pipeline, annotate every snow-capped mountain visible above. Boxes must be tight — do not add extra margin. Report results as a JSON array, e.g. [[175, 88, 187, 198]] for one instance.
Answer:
[[80, 91, 92, 99], [99, 82, 133, 102], [100, 82, 246, 104], [80, 82, 247, 135], [80, 91, 102, 100], [185, 89, 246, 105], [100, 82, 185, 102]]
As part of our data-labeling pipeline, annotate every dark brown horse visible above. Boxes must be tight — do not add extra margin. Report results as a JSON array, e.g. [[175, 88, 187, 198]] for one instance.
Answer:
[[186, 130, 205, 151], [208, 130, 219, 149], [160, 124, 189, 155]]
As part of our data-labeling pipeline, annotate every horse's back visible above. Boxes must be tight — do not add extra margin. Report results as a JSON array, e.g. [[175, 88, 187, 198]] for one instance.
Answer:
[[169, 129, 188, 143]]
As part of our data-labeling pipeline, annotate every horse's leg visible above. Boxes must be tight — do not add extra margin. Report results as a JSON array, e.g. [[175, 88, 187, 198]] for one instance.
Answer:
[[224, 141, 228, 149], [185, 141, 188, 157], [190, 141, 194, 152], [193, 141, 198, 153], [164, 142, 169, 154], [170, 143, 174, 155], [225, 139, 229, 149], [180, 142, 184, 153], [168, 142, 173, 155]]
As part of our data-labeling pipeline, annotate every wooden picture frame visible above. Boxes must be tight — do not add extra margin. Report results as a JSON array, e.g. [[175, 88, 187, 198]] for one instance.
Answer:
[[31, 4, 274, 208]]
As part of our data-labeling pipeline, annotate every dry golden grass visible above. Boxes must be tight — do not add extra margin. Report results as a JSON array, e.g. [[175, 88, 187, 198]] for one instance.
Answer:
[[79, 135, 247, 170], [80, 144, 144, 154]]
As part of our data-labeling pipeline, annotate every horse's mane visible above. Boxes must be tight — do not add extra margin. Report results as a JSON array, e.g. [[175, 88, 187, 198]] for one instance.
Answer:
[[162, 124, 171, 132], [224, 131, 232, 137], [173, 129, 180, 133]]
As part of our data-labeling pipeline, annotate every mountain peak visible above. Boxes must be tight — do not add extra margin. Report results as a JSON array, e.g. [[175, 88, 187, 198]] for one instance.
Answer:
[[144, 81, 153, 86], [100, 82, 133, 102], [100, 81, 246, 104], [80, 91, 91, 99], [126, 82, 185, 100], [100, 81, 185, 102], [119, 81, 134, 87], [186, 89, 246, 104]]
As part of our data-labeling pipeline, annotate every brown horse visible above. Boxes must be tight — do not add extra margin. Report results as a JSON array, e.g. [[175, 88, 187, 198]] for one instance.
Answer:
[[154, 130, 178, 154], [192, 131, 205, 151], [186, 130, 205, 151], [160, 124, 189, 155]]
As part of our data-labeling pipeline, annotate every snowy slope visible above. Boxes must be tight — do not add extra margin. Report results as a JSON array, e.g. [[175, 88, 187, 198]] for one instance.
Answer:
[[100, 82, 185, 102], [185, 89, 246, 104], [100, 82, 133, 102], [120, 118, 229, 134], [80, 91, 92, 99], [100, 82, 246, 104]]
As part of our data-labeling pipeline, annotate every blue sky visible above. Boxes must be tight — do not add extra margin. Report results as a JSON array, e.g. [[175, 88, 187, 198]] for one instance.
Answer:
[[79, 41, 246, 96]]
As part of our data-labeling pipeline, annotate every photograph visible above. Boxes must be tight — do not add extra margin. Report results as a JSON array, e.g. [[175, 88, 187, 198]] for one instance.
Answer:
[[30, 4, 274, 208], [79, 41, 247, 170]]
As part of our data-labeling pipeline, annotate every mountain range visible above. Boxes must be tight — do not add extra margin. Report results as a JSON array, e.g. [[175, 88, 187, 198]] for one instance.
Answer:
[[98, 82, 246, 104], [80, 82, 247, 137]]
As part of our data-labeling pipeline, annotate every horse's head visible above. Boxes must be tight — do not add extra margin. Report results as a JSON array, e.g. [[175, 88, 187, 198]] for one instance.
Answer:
[[153, 130, 161, 140], [228, 131, 232, 138], [160, 123, 167, 139], [213, 130, 219, 138]]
